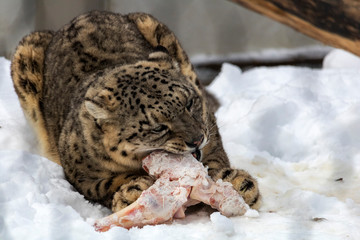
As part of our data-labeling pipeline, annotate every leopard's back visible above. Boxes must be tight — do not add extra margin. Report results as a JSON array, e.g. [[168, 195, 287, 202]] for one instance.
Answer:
[[43, 11, 155, 146]]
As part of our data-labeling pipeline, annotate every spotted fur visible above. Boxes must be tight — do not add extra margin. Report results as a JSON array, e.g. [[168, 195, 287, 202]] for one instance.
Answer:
[[11, 11, 260, 211]]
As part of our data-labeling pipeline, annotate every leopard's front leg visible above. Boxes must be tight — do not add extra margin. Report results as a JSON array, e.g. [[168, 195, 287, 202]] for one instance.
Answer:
[[64, 167, 154, 212], [201, 114, 261, 209], [110, 174, 154, 212]]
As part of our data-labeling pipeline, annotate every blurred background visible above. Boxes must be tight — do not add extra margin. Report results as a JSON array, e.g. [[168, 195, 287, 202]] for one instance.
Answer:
[[0, 0, 330, 82]]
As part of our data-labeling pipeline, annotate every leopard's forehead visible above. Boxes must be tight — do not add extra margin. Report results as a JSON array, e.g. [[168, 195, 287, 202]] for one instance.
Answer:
[[90, 62, 201, 121], [104, 62, 193, 89]]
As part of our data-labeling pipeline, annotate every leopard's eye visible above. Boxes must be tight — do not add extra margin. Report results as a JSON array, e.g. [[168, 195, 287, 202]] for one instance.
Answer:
[[186, 99, 193, 111], [152, 124, 168, 133]]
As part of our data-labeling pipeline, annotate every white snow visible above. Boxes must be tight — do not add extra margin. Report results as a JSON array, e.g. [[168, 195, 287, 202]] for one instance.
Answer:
[[323, 49, 360, 69], [1, 48, 360, 239], [210, 212, 235, 236]]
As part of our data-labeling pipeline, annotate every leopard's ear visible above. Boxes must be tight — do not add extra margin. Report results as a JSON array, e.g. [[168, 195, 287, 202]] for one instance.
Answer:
[[85, 87, 119, 119], [85, 100, 110, 120], [148, 45, 170, 61], [148, 45, 180, 71]]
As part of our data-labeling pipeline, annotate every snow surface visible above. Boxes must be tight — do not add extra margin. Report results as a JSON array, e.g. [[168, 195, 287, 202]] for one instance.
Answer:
[[1, 49, 360, 239]]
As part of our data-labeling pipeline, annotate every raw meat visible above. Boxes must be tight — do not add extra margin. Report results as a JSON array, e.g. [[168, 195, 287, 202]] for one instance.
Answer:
[[94, 151, 249, 231]]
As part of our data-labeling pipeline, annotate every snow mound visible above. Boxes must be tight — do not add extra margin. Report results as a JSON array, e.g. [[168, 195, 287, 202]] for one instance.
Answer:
[[1, 54, 360, 239], [210, 212, 235, 236], [323, 49, 360, 69]]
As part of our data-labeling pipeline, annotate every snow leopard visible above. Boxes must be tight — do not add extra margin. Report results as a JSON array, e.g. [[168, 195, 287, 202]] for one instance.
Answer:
[[11, 11, 260, 212]]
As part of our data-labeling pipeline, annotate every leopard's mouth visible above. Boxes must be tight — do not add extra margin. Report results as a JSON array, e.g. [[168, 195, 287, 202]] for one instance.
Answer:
[[141, 148, 202, 161], [191, 148, 202, 161]]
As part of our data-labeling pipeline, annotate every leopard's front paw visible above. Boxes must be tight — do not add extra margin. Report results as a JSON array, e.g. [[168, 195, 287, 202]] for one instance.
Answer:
[[216, 168, 260, 209], [112, 175, 154, 212]]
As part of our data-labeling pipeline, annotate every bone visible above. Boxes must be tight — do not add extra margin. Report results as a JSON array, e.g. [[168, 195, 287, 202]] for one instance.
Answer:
[[94, 151, 249, 231]]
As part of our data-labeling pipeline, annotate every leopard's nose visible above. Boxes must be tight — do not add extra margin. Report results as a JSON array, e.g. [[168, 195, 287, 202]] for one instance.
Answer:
[[185, 135, 204, 148]]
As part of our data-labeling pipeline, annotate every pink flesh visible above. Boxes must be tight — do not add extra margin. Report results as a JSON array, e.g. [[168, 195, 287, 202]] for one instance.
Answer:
[[94, 151, 248, 231]]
